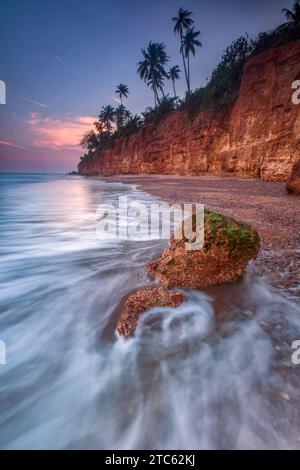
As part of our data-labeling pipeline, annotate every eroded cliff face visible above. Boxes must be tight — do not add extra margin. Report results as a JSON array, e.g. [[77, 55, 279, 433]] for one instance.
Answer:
[[78, 40, 300, 181]]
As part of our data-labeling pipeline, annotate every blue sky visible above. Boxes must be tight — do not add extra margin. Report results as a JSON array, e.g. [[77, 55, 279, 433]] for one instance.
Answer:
[[0, 0, 290, 172]]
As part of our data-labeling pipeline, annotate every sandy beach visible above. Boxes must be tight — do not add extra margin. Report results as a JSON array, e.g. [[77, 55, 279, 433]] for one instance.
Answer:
[[102, 174, 300, 294]]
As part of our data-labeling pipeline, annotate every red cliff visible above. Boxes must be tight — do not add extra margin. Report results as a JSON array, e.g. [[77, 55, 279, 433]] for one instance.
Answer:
[[78, 40, 300, 181]]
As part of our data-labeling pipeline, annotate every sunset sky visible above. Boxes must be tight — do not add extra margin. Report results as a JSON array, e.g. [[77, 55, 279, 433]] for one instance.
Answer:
[[0, 0, 289, 173]]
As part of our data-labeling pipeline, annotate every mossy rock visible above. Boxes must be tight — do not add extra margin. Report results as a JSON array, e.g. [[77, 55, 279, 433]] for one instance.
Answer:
[[204, 210, 260, 251], [148, 209, 260, 289]]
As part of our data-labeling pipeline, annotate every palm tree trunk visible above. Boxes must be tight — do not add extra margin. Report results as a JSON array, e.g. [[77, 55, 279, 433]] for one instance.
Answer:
[[187, 53, 191, 92], [157, 93, 161, 105], [156, 86, 162, 105], [154, 86, 159, 107], [180, 28, 189, 92], [172, 79, 176, 100]]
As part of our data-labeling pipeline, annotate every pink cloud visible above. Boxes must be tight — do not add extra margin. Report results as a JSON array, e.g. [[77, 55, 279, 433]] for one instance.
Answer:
[[25, 113, 95, 151]]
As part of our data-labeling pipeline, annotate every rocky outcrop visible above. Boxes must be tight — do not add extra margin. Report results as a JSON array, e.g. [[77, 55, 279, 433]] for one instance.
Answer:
[[78, 40, 300, 182], [117, 211, 260, 337], [286, 160, 300, 194], [117, 288, 185, 338], [147, 211, 260, 289]]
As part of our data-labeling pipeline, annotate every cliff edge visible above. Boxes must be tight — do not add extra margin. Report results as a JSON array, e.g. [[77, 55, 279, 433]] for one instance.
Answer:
[[78, 40, 300, 182]]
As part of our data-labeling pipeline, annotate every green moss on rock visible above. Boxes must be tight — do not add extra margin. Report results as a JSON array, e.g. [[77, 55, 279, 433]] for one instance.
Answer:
[[148, 209, 260, 289], [204, 210, 260, 251]]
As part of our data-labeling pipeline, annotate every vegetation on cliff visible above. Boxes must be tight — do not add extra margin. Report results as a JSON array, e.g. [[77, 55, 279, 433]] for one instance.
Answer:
[[80, 1, 300, 165]]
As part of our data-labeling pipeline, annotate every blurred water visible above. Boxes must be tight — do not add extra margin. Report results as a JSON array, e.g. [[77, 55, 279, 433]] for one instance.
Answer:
[[0, 173, 299, 449]]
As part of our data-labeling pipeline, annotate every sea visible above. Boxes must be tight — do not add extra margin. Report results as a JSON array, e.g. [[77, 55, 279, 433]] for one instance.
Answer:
[[0, 173, 300, 449]]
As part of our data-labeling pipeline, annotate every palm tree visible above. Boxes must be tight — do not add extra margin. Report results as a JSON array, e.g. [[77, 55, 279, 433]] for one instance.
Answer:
[[148, 69, 167, 103], [115, 104, 131, 130], [80, 130, 98, 152], [282, 1, 300, 24], [182, 27, 202, 91], [115, 83, 129, 105], [130, 114, 143, 127], [172, 8, 194, 92], [99, 105, 115, 133], [168, 65, 181, 100], [127, 114, 143, 132], [141, 107, 154, 122], [94, 118, 105, 134], [137, 41, 169, 106]]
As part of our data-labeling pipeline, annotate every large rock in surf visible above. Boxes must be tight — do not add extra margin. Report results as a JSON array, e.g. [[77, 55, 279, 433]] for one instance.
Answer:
[[118, 211, 260, 338], [286, 160, 300, 194], [117, 288, 185, 338], [147, 210, 260, 289]]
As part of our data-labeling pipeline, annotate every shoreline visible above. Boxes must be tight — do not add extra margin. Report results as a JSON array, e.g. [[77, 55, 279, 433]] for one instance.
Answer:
[[95, 174, 300, 295]]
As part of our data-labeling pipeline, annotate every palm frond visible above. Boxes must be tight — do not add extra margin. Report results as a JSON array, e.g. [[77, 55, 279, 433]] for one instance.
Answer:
[[182, 28, 202, 57], [172, 7, 194, 34]]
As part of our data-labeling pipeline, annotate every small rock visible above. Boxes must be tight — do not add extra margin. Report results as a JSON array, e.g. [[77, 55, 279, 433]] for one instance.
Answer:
[[286, 160, 300, 195], [117, 287, 185, 338]]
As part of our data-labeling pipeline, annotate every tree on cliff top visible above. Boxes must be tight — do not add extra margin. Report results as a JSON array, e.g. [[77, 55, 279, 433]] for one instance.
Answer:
[[137, 42, 169, 106], [99, 105, 116, 134], [181, 27, 202, 92], [80, 131, 98, 152], [115, 104, 131, 130], [182, 35, 251, 117], [168, 65, 181, 101], [115, 84, 129, 105], [282, 1, 300, 24], [172, 7, 194, 93], [122, 114, 143, 135]]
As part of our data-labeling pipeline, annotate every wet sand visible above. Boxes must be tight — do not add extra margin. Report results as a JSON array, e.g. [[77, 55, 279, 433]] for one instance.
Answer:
[[102, 175, 300, 294]]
